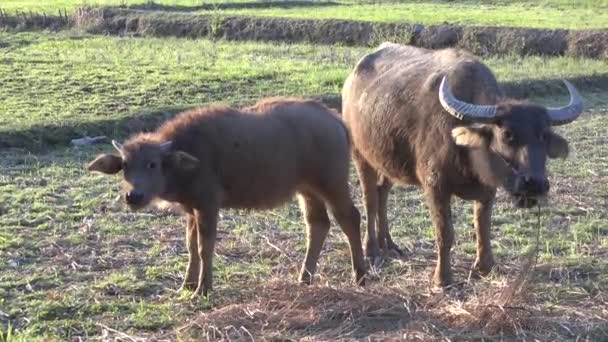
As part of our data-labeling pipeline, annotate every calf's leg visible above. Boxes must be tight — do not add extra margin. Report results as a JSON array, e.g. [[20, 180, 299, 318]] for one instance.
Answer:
[[193, 207, 219, 298], [324, 188, 366, 285], [181, 214, 200, 291], [473, 198, 495, 275], [425, 188, 455, 287], [352, 150, 381, 262], [298, 193, 331, 285]]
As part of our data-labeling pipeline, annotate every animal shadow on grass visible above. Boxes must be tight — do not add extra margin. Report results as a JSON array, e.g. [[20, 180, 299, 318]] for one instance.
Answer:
[[124, 1, 342, 13], [0, 106, 190, 151], [3, 74, 607, 151], [0, 95, 345, 151]]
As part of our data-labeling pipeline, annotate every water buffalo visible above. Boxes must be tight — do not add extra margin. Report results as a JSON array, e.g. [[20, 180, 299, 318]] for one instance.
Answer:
[[88, 97, 366, 297], [342, 43, 583, 287]]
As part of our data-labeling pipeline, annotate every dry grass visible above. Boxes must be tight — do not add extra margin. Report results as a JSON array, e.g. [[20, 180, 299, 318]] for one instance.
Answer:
[[157, 247, 608, 341]]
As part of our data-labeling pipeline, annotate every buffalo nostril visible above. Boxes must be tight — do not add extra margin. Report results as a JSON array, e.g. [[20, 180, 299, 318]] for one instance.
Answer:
[[126, 192, 143, 204], [524, 177, 549, 195]]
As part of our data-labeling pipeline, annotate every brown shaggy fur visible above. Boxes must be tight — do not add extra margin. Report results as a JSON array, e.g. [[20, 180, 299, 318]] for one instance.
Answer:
[[88, 97, 366, 297], [342, 43, 574, 287]]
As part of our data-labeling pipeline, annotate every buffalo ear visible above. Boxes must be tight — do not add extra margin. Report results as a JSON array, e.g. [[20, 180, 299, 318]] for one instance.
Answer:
[[546, 131, 569, 159], [88, 154, 123, 174], [451, 125, 492, 148], [164, 151, 199, 171]]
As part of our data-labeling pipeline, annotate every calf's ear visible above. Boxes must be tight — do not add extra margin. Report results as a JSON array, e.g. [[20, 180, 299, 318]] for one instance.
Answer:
[[546, 131, 569, 159], [88, 154, 123, 174], [451, 125, 492, 148], [164, 151, 199, 171]]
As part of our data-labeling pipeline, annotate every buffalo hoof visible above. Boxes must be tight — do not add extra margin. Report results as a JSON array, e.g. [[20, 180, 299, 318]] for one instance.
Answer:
[[178, 278, 198, 291], [365, 255, 384, 271], [354, 272, 366, 286], [190, 286, 210, 300], [473, 258, 495, 277], [299, 273, 313, 285], [383, 240, 407, 257], [364, 242, 383, 270], [433, 269, 454, 288], [178, 281, 198, 292]]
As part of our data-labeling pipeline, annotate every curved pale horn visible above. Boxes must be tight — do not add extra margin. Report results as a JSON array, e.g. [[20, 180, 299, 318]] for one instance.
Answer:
[[438, 75, 498, 123], [159, 141, 173, 152], [546, 80, 584, 126], [111, 140, 124, 157]]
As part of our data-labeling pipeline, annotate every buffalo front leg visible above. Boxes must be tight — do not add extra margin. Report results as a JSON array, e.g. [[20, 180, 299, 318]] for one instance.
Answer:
[[473, 198, 495, 275], [353, 150, 381, 264], [425, 189, 454, 287], [181, 214, 200, 291], [192, 207, 219, 298], [298, 193, 331, 285], [376, 179, 404, 256]]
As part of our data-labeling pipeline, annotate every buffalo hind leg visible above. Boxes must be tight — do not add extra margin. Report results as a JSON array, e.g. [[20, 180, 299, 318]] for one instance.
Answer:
[[376, 178, 404, 257], [425, 188, 455, 288], [193, 206, 219, 298], [352, 149, 381, 264], [473, 198, 495, 276], [180, 214, 200, 291], [323, 187, 366, 285], [298, 193, 331, 285]]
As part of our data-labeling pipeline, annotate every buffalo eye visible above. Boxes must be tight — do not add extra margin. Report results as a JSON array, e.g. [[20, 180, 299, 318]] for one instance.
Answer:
[[147, 161, 156, 169], [502, 129, 515, 145]]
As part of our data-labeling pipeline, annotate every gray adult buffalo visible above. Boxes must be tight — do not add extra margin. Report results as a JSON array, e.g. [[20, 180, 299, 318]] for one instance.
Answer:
[[342, 43, 583, 287]]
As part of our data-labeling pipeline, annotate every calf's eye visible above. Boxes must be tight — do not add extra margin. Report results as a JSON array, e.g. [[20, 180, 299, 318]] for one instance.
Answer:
[[503, 129, 514, 144], [147, 162, 156, 169]]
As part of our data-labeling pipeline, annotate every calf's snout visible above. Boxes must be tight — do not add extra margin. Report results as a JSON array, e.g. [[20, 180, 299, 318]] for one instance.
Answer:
[[125, 191, 144, 206]]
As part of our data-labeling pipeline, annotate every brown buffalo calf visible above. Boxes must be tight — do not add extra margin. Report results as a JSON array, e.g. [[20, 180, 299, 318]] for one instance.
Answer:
[[88, 98, 366, 297]]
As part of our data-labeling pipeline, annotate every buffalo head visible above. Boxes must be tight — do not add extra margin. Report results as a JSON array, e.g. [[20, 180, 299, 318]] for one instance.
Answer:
[[87, 139, 199, 210], [439, 76, 583, 208]]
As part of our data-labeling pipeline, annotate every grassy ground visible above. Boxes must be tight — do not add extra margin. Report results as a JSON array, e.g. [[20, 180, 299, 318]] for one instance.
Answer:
[[0, 31, 365, 148], [0, 0, 197, 13], [2, 0, 608, 29], [1, 31, 608, 149], [189, 0, 608, 30], [0, 31, 607, 340]]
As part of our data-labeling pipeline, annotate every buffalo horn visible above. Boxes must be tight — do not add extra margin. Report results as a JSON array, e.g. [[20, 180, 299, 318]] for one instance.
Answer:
[[438, 76, 497, 123], [546, 80, 584, 126]]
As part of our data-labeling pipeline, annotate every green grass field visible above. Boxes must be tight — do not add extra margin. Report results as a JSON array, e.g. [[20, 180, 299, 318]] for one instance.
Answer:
[[191, 0, 608, 29], [2, 0, 608, 29], [1, 29, 607, 340], [1, 31, 607, 149]]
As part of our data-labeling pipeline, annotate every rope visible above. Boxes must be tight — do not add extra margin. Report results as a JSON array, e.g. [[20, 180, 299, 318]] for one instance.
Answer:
[[533, 204, 542, 269], [497, 203, 543, 306]]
